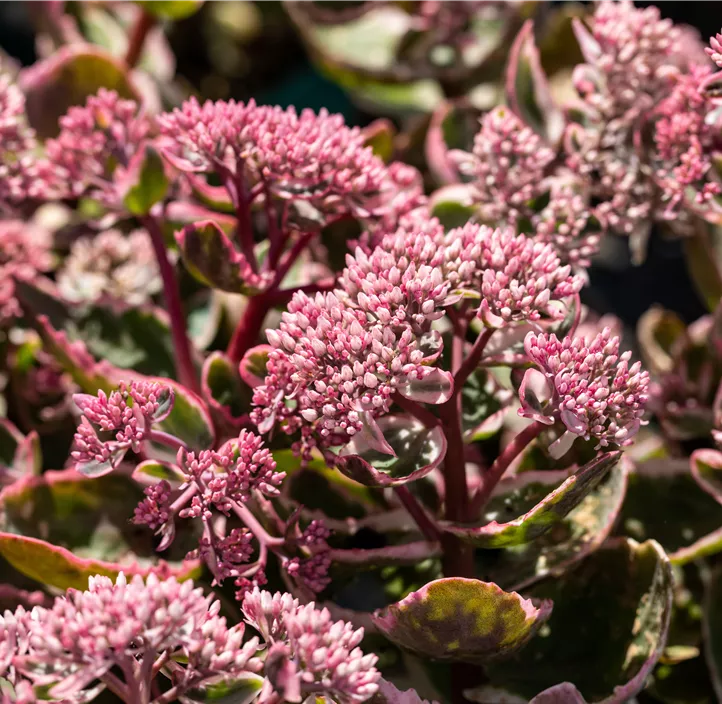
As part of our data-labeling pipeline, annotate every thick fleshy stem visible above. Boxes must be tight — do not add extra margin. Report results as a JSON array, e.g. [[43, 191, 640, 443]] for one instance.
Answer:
[[232, 501, 285, 549], [469, 421, 546, 517], [142, 215, 199, 394], [124, 8, 156, 68], [227, 293, 273, 363], [453, 328, 495, 395], [394, 486, 441, 542]]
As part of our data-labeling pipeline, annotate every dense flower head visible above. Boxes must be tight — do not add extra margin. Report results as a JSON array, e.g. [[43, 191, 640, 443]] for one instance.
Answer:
[[158, 98, 394, 221], [653, 64, 722, 220], [0, 220, 52, 321], [57, 229, 162, 305], [5, 573, 261, 701], [523, 328, 650, 448], [287, 520, 332, 594], [442, 223, 583, 327], [176, 429, 284, 520], [707, 32, 722, 68], [242, 589, 379, 703], [0, 73, 51, 208], [580, 0, 682, 118], [44, 89, 150, 207], [451, 106, 555, 224], [71, 381, 174, 474], [532, 176, 604, 267], [252, 289, 444, 457]]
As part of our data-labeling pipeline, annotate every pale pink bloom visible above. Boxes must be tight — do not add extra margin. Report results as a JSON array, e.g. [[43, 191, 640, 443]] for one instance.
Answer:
[[522, 328, 649, 448]]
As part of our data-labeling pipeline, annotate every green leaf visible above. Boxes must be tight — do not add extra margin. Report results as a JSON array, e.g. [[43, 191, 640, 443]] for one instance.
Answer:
[[239, 345, 271, 389], [461, 369, 512, 441], [362, 118, 396, 162], [153, 379, 215, 453], [691, 448, 722, 505], [336, 416, 447, 488], [201, 351, 248, 428], [484, 539, 674, 703], [19, 45, 138, 139], [616, 459, 722, 558], [372, 576, 552, 663], [0, 469, 198, 590], [637, 306, 687, 376], [132, 460, 185, 485], [176, 220, 261, 294], [684, 225, 722, 313], [444, 452, 620, 548], [120, 144, 170, 216], [477, 459, 628, 591], [182, 673, 264, 704], [429, 184, 477, 230], [136, 0, 203, 20]]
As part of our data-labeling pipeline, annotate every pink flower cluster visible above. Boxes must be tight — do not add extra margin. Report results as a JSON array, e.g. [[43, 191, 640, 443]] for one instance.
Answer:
[[0, 573, 262, 703], [158, 97, 421, 229], [44, 89, 150, 208], [522, 328, 650, 449], [286, 520, 332, 594], [71, 381, 174, 475], [443, 223, 583, 328], [451, 106, 555, 225], [0, 74, 50, 208], [0, 220, 52, 321], [653, 63, 722, 220], [242, 588, 380, 704]]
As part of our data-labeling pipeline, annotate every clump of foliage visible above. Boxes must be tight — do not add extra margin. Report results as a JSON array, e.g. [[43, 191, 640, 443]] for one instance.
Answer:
[[3, 2, 722, 703]]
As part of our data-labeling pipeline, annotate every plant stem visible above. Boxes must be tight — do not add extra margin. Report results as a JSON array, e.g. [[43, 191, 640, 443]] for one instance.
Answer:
[[469, 421, 546, 517], [142, 216, 199, 394], [125, 8, 155, 68], [394, 485, 441, 542], [232, 500, 285, 548], [101, 671, 131, 702], [453, 328, 494, 395], [227, 294, 272, 363], [147, 429, 189, 453]]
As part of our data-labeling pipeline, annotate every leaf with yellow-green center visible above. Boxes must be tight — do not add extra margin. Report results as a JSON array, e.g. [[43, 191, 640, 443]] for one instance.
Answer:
[[371, 577, 553, 663]]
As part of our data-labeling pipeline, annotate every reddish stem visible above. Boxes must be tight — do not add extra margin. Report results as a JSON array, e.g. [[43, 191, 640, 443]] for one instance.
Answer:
[[125, 8, 155, 68], [227, 294, 272, 363], [394, 486, 441, 542], [453, 328, 494, 395], [469, 421, 546, 517], [141, 216, 199, 394]]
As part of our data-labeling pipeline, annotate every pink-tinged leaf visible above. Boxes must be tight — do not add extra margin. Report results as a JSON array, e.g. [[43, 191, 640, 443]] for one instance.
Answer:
[[118, 143, 170, 216], [636, 306, 686, 376], [426, 102, 461, 187], [165, 201, 237, 234], [336, 416, 447, 488], [373, 680, 438, 704], [517, 368, 554, 425], [132, 460, 185, 486], [19, 44, 139, 138], [571, 17, 602, 64], [617, 459, 722, 558], [186, 174, 234, 213], [683, 225, 722, 313], [529, 683, 586, 703], [428, 183, 477, 230], [0, 469, 200, 590], [329, 541, 441, 567], [670, 526, 722, 566], [149, 378, 215, 453], [691, 448, 722, 505], [396, 368, 454, 405], [506, 20, 565, 144], [484, 539, 673, 703], [478, 459, 629, 591], [0, 420, 41, 485], [201, 351, 248, 432], [175, 219, 265, 295], [239, 345, 272, 389], [372, 577, 553, 663], [443, 452, 620, 548], [362, 118, 396, 162]]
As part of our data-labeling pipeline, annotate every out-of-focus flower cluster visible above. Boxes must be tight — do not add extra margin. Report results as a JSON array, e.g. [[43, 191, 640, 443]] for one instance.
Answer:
[[0, 575, 380, 704], [57, 229, 161, 305]]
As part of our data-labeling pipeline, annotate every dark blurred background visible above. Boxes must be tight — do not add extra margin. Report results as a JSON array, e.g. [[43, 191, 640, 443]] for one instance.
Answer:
[[3, 1, 722, 332]]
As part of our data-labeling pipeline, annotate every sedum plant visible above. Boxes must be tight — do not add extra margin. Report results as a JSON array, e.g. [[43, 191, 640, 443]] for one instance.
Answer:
[[3, 2, 722, 703]]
